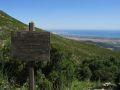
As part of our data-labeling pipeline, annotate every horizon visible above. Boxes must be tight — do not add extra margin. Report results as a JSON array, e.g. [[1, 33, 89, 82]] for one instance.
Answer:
[[48, 29, 120, 31], [50, 29, 120, 38], [0, 0, 120, 30]]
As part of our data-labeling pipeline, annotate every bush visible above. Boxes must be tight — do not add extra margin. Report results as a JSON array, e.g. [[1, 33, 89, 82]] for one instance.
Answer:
[[77, 56, 120, 82]]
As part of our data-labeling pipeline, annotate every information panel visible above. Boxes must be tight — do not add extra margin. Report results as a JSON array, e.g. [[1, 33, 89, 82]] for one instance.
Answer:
[[11, 31, 50, 62]]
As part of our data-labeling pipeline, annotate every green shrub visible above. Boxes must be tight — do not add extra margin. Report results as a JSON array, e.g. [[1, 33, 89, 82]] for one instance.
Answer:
[[77, 56, 120, 82]]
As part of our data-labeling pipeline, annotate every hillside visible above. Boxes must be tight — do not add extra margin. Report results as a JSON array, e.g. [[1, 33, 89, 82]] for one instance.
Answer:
[[0, 10, 120, 90], [0, 10, 120, 60], [0, 10, 43, 40]]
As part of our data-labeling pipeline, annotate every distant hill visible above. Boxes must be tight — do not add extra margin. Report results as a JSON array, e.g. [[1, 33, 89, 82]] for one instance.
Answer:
[[87, 41, 120, 51]]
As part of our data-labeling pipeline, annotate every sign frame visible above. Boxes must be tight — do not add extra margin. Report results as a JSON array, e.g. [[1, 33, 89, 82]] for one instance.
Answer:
[[11, 31, 50, 62]]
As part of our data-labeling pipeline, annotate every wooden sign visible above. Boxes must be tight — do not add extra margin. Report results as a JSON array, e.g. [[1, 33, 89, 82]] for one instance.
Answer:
[[11, 31, 50, 62]]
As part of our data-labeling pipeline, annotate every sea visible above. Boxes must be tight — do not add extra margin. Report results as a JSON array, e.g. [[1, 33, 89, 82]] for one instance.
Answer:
[[48, 30, 120, 38]]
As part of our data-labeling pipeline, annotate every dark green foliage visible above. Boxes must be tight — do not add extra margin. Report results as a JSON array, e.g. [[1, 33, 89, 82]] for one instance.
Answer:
[[77, 66, 92, 80], [36, 69, 52, 90], [77, 56, 120, 82], [42, 46, 76, 90]]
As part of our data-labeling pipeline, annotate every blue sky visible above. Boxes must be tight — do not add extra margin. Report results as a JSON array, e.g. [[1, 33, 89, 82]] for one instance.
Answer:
[[0, 0, 120, 30]]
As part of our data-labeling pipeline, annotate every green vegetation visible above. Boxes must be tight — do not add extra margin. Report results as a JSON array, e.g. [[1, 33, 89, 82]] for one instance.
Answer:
[[0, 10, 120, 90], [77, 56, 120, 82], [94, 41, 120, 51]]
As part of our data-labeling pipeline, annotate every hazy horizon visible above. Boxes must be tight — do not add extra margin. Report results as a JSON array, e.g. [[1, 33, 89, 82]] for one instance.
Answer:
[[48, 29, 120, 31], [49, 30, 120, 38]]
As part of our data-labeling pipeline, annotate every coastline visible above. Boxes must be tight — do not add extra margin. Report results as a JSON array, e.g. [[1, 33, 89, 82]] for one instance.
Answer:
[[63, 35, 120, 43]]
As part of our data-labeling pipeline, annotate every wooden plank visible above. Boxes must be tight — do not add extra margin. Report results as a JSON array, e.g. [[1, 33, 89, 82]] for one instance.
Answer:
[[28, 22, 35, 90], [11, 31, 50, 62], [29, 22, 35, 31], [29, 62, 35, 90]]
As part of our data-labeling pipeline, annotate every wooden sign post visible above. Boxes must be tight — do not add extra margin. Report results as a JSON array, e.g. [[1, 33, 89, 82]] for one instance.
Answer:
[[29, 22, 35, 90], [11, 22, 50, 90], [29, 61, 35, 90]]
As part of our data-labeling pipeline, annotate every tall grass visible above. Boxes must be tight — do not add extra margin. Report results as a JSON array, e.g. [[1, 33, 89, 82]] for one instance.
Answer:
[[69, 80, 101, 90]]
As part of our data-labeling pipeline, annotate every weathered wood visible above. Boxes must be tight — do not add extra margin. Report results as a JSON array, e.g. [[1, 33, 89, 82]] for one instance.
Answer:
[[29, 62, 35, 90], [28, 22, 35, 90], [29, 22, 35, 31], [11, 31, 50, 62], [11, 22, 50, 90]]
